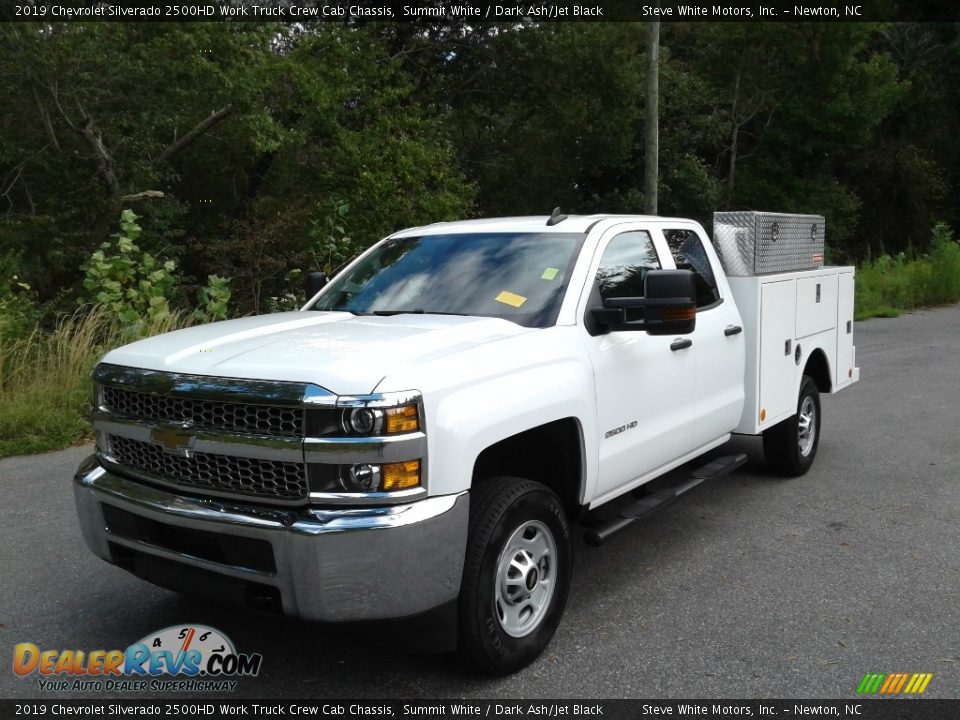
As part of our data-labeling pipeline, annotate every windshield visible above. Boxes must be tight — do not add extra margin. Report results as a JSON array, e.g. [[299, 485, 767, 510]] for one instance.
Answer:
[[310, 232, 585, 328]]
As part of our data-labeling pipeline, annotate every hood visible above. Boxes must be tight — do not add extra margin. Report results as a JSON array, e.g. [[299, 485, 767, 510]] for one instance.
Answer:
[[100, 311, 533, 395]]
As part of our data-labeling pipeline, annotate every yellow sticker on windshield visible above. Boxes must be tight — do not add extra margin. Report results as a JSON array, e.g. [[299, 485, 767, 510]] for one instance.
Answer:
[[541, 267, 559, 280], [495, 291, 527, 308]]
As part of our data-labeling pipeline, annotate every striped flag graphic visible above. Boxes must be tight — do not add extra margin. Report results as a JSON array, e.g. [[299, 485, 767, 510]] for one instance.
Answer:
[[857, 672, 933, 694]]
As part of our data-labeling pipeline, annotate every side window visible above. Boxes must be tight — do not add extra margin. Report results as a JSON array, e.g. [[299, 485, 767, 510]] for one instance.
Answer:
[[664, 229, 721, 308], [595, 231, 661, 300]]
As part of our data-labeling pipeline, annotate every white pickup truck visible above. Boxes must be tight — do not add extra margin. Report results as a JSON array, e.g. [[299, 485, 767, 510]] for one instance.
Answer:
[[74, 211, 859, 674]]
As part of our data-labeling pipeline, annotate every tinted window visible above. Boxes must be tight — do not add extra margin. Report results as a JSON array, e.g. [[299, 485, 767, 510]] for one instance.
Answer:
[[595, 231, 661, 300], [664, 229, 720, 308], [310, 232, 584, 328]]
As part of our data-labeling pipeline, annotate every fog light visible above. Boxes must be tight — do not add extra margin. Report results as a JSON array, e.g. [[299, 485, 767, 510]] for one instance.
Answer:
[[340, 464, 381, 492], [382, 460, 421, 490]]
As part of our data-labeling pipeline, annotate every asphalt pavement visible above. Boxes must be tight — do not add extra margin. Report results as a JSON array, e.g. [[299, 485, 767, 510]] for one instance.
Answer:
[[1, 305, 958, 699]]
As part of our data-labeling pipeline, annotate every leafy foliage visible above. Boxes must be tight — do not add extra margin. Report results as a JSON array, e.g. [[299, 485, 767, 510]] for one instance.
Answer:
[[194, 274, 232, 323], [80, 210, 178, 330], [0, 255, 38, 347], [3, 20, 959, 308], [81, 210, 232, 333], [309, 200, 355, 275], [856, 223, 960, 319]]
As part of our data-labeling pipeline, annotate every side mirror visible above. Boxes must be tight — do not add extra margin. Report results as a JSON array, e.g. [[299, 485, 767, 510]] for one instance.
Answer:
[[305, 271, 328, 298], [590, 269, 697, 335]]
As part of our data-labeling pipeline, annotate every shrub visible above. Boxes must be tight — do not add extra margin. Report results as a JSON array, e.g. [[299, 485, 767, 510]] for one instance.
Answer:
[[193, 274, 232, 323], [309, 200, 357, 275], [82, 210, 232, 334], [0, 254, 39, 346], [80, 209, 178, 334], [926, 223, 960, 304], [855, 222, 960, 319]]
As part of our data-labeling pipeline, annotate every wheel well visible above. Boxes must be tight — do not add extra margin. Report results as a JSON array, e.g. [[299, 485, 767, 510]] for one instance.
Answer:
[[804, 348, 832, 393], [472, 418, 584, 518]]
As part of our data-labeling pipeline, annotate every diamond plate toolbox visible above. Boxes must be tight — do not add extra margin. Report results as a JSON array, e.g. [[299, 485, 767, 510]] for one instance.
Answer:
[[712, 211, 825, 276]]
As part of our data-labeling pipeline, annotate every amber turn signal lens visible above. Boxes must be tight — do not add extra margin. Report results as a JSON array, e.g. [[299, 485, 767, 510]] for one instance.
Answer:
[[662, 306, 696, 322], [385, 404, 419, 434], [382, 460, 421, 491]]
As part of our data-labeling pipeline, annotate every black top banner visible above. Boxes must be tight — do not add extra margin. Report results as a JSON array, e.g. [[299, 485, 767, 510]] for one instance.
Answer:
[[2, 699, 960, 720], [1, 0, 958, 23]]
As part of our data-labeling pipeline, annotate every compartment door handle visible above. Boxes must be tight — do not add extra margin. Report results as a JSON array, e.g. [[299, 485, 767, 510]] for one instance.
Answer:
[[724, 325, 743, 337], [670, 339, 693, 352]]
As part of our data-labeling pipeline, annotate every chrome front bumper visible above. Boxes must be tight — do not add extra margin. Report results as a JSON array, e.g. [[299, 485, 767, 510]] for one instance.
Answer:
[[74, 455, 469, 622]]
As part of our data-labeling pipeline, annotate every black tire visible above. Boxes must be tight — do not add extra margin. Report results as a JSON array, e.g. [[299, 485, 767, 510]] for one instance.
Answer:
[[458, 476, 572, 675], [763, 375, 821, 476]]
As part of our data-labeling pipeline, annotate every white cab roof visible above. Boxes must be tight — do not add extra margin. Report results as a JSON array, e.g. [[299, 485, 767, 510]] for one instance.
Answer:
[[391, 215, 697, 237]]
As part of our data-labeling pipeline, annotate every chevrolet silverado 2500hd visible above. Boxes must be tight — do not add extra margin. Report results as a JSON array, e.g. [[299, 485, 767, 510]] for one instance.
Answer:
[[74, 211, 859, 674]]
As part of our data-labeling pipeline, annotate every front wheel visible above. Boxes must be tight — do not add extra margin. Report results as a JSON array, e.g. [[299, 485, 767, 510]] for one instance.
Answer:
[[458, 477, 571, 675], [763, 375, 821, 476]]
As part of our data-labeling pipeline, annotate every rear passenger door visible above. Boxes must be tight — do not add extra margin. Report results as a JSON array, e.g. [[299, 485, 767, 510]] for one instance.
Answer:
[[660, 226, 745, 446]]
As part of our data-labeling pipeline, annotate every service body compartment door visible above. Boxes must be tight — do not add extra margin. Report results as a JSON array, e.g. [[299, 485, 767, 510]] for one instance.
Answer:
[[759, 279, 797, 427], [796, 275, 838, 338], [835, 270, 857, 388]]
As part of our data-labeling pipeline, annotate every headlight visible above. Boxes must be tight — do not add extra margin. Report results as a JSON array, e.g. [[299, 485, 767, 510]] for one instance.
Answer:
[[340, 402, 419, 436], [345, 407, 383, 435]]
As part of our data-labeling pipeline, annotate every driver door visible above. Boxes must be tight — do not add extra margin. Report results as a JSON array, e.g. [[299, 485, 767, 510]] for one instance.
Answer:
[[581, 225, 701, 502]]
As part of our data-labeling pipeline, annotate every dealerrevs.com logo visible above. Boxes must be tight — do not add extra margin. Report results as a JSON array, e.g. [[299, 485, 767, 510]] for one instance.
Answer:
[[13, 625, 262, 693]]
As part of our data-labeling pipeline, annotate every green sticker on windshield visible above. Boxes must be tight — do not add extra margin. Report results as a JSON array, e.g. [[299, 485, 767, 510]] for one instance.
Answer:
[[541, 267, 559, 280]]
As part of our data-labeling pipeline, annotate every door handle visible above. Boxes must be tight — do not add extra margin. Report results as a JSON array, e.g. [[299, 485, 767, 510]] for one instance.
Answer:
[[724, 325, 743, 337], [670, 338, 693, 352]]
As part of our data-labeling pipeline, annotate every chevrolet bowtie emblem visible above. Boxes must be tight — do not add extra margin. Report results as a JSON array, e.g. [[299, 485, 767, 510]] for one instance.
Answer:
[[150, 423, 196, 457]]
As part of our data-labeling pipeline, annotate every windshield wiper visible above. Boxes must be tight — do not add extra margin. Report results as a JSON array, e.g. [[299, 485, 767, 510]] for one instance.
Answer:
[[370, 309, 469, 317]]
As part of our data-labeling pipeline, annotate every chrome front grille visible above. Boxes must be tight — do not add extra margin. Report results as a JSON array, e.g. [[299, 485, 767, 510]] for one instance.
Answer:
[[91, 363, 426, 507], [107, 435, 308, 501], [102, 385, 304, 438]]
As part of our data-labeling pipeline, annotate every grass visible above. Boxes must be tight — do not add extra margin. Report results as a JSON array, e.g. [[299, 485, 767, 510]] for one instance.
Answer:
[[854, 223, 960, 320], [0, 306, 183, 458]]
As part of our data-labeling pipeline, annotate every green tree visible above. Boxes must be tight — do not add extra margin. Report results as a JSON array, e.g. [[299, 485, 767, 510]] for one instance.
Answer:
[[195, 24, 475, 312], [728, 24, 903, 253], [0, 22, 474, 314], [850, 23, 957, 256], [0, 22, 284, 304]]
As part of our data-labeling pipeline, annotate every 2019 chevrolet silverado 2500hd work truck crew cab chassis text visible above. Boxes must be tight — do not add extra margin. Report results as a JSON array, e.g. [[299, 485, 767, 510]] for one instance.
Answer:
[[74, 211, 859, 674]]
